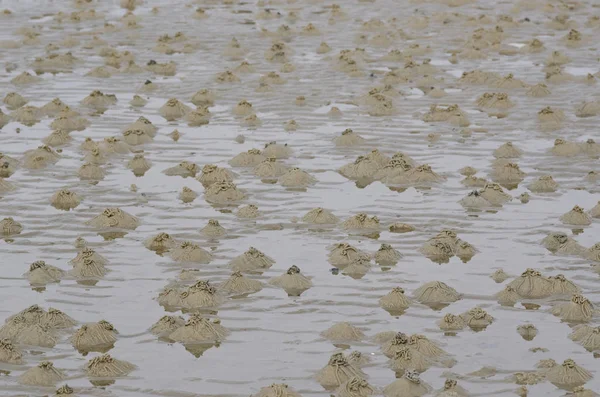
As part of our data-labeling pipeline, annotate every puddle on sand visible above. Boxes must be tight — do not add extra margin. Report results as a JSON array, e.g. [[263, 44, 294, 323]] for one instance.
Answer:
[[0, 0, 600, 396]]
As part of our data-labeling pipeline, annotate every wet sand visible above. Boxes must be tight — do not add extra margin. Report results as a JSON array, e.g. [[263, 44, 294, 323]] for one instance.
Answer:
[[0, 0, 599, 396]]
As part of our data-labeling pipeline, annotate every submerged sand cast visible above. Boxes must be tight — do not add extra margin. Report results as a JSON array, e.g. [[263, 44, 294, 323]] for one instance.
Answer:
[[1, 0, 600, 396]]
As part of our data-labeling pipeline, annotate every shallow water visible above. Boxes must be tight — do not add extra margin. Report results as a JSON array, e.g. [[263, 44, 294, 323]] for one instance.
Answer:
[[1, 0, 599, 396]]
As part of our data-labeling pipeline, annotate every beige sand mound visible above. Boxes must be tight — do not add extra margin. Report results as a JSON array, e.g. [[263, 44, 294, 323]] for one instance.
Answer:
[[546, 359, 592, 390], [321, 322, 365, 342], [25, 260, 64, 285], [87, 208, 139, 229], [461, 307, 494, 329], [230, 247, 275, 272], [413, 281, 461, 305], [0, 339, 23, 364], [150, 315, 186, 337], [375, 244, 402, 265], [204, 181, 245, 204], [437, 313, 465, 332], [269, 265, 312, 296], [71, 321, 118, 352], [18, 361, 65, 386], [169, 241, 212, 263], [197, 164, 235, 187], [252, 384, 302, 397], [199, 219, 227, 238], [168, 314, 229, 344], [316, 353, 366, 390], [179, 280, 224, 310], [219, 271, 263, 295], [84, 354, 136, 378], [560, 206, 592, 226], [383, 371, 430, 397], [551, 294, 595, 323]]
